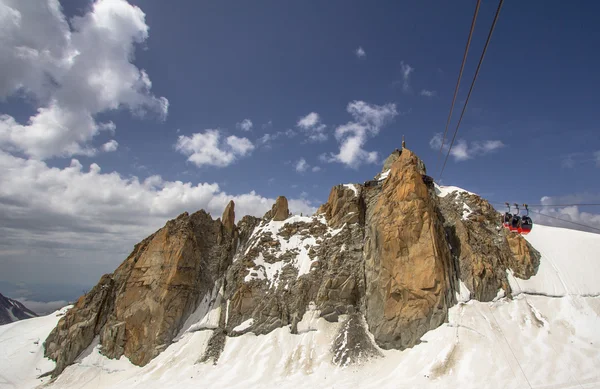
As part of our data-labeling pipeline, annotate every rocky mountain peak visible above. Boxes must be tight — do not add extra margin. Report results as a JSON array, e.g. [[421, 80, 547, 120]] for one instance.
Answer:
[[44, 147, 541, 377], [0, 292, 37, 325], [222, 200, 235, 233], [264, 195, 289, 221]]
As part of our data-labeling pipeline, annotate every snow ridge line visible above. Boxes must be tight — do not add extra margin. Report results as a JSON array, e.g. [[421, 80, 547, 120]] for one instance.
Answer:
[[513, 291, 600, 299]]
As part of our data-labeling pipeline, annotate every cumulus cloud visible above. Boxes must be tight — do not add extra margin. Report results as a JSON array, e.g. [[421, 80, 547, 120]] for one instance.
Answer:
[[101, 140, 118, 152], [295, 158, 309, 173], [297, 112, 327, 142], [323, 101, 398, 168], [175, 129, 254, 168], [534, 193, 600, 234], [0, 151, 317, 285], [420, 89, 437, 97], [236, 119, 253, 132], [400, 61, 414, 93], [429, 133, 505, 161], [311, 166, 321, 172], [355, 46, 366, 58], [0, 0, 168, 159]]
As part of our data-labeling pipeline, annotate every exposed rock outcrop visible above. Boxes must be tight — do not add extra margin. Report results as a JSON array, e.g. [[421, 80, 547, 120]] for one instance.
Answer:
[[437, 190, 541, 300], [506, 232, 540, 279], [364, 149, 454, 350], [45, 147, 542, 375], [265, 196, 289, 221], [45, 274, 115, 375], [45, 210, 238, 375], [222, 200, 235, 234], [317, 184, 364, 228]]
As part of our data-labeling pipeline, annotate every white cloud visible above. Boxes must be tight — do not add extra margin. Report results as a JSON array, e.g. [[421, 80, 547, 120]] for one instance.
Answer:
[[297, 113, 319, 129], [236, 119, 253, 132], [535, 194, 600, 233], [0, 0, 167, 159], [324, 101, 398, 168], [420, 89, 437, 97], [257, 129, 296, 148], [595, 151, 600, 167], [101, 140, 118, 152], [295, 158, 309, 173], [429, 133, 505, 161], [355, 46, 366, 58], [297, 112, 327, 142], [0, 151, 316, 285], [311, 166, 321, 172], [175, 130, 254, 168], [400, 61, 414, 93]]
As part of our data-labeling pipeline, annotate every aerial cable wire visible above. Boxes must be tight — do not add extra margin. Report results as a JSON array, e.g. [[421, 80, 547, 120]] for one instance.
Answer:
[[529, 210, 600, 233], [491, 202, 600, 208], [438, 0, 482, 159], [438, 0, 505, 181]]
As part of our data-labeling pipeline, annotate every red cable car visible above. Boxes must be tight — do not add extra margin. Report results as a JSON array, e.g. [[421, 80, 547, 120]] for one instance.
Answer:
[[502, 203, 533, 235]]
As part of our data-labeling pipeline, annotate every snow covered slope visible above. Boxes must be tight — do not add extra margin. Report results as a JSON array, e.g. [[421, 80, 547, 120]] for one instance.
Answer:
[[2, 225, 600, 389]]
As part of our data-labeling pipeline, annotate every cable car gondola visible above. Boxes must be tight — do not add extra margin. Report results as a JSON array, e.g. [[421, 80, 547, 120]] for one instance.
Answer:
[[519, 204, 533, 235], [501, 203, 533, 235]]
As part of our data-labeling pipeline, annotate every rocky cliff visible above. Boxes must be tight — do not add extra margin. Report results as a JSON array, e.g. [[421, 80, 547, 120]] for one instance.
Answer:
[[44, 147, 540, 376]]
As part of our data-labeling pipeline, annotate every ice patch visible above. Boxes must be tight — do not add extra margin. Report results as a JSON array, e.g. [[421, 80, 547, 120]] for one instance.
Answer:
[[296, 302, 321, 334], [492, 288, 506, 302], [343, 183, 359, 197], [435, 184, 476, 198], [379, 169, 391, 180], [461, 203, 473, 220], [233, 318, 254, 333], [456, 281, 471, 303]]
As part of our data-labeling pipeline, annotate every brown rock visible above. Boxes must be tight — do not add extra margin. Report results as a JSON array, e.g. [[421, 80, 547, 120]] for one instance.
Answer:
[[45, 210, 238, 375], [506, 232, 540, 278], [364, 148, 453, 350], [438, 190, 541, 301], [222, 200, 235, 234], [44, 274, 116, 376], [317, 184, 364, 228], [271, 196, 289, 221]]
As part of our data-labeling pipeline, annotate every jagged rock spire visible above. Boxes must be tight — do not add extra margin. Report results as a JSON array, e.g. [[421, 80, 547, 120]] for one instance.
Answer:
[[222, 200, 235, 233]]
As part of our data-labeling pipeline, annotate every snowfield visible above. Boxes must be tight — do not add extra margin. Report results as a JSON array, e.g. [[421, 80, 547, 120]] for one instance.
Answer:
[[1, 224, 600, 389]]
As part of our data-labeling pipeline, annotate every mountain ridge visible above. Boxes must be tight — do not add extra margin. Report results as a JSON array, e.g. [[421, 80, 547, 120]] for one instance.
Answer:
[[0, 292, 37, 325], [43, 147, 541, 377]]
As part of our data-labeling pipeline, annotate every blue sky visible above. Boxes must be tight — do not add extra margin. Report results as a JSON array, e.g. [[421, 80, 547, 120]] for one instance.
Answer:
[[1, 0, 599, 308]]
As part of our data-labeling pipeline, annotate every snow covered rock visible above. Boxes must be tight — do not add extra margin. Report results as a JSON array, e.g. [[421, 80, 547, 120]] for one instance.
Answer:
[[437, 190, 540, 301], [45, 209, 239, 376], [43, 147, 544, 378], [0, 292, 37, 325]]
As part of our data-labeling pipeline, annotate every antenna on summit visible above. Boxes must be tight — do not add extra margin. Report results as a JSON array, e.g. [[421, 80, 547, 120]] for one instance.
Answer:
[[402, 135, 406, 149]]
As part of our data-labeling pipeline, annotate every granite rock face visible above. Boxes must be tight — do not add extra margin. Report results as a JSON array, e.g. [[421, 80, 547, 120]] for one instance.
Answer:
[[45, 209, 238, 375], [437, 190, 540, 301], [363, 149, 454, 350], [45, 148, 541, 375]]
